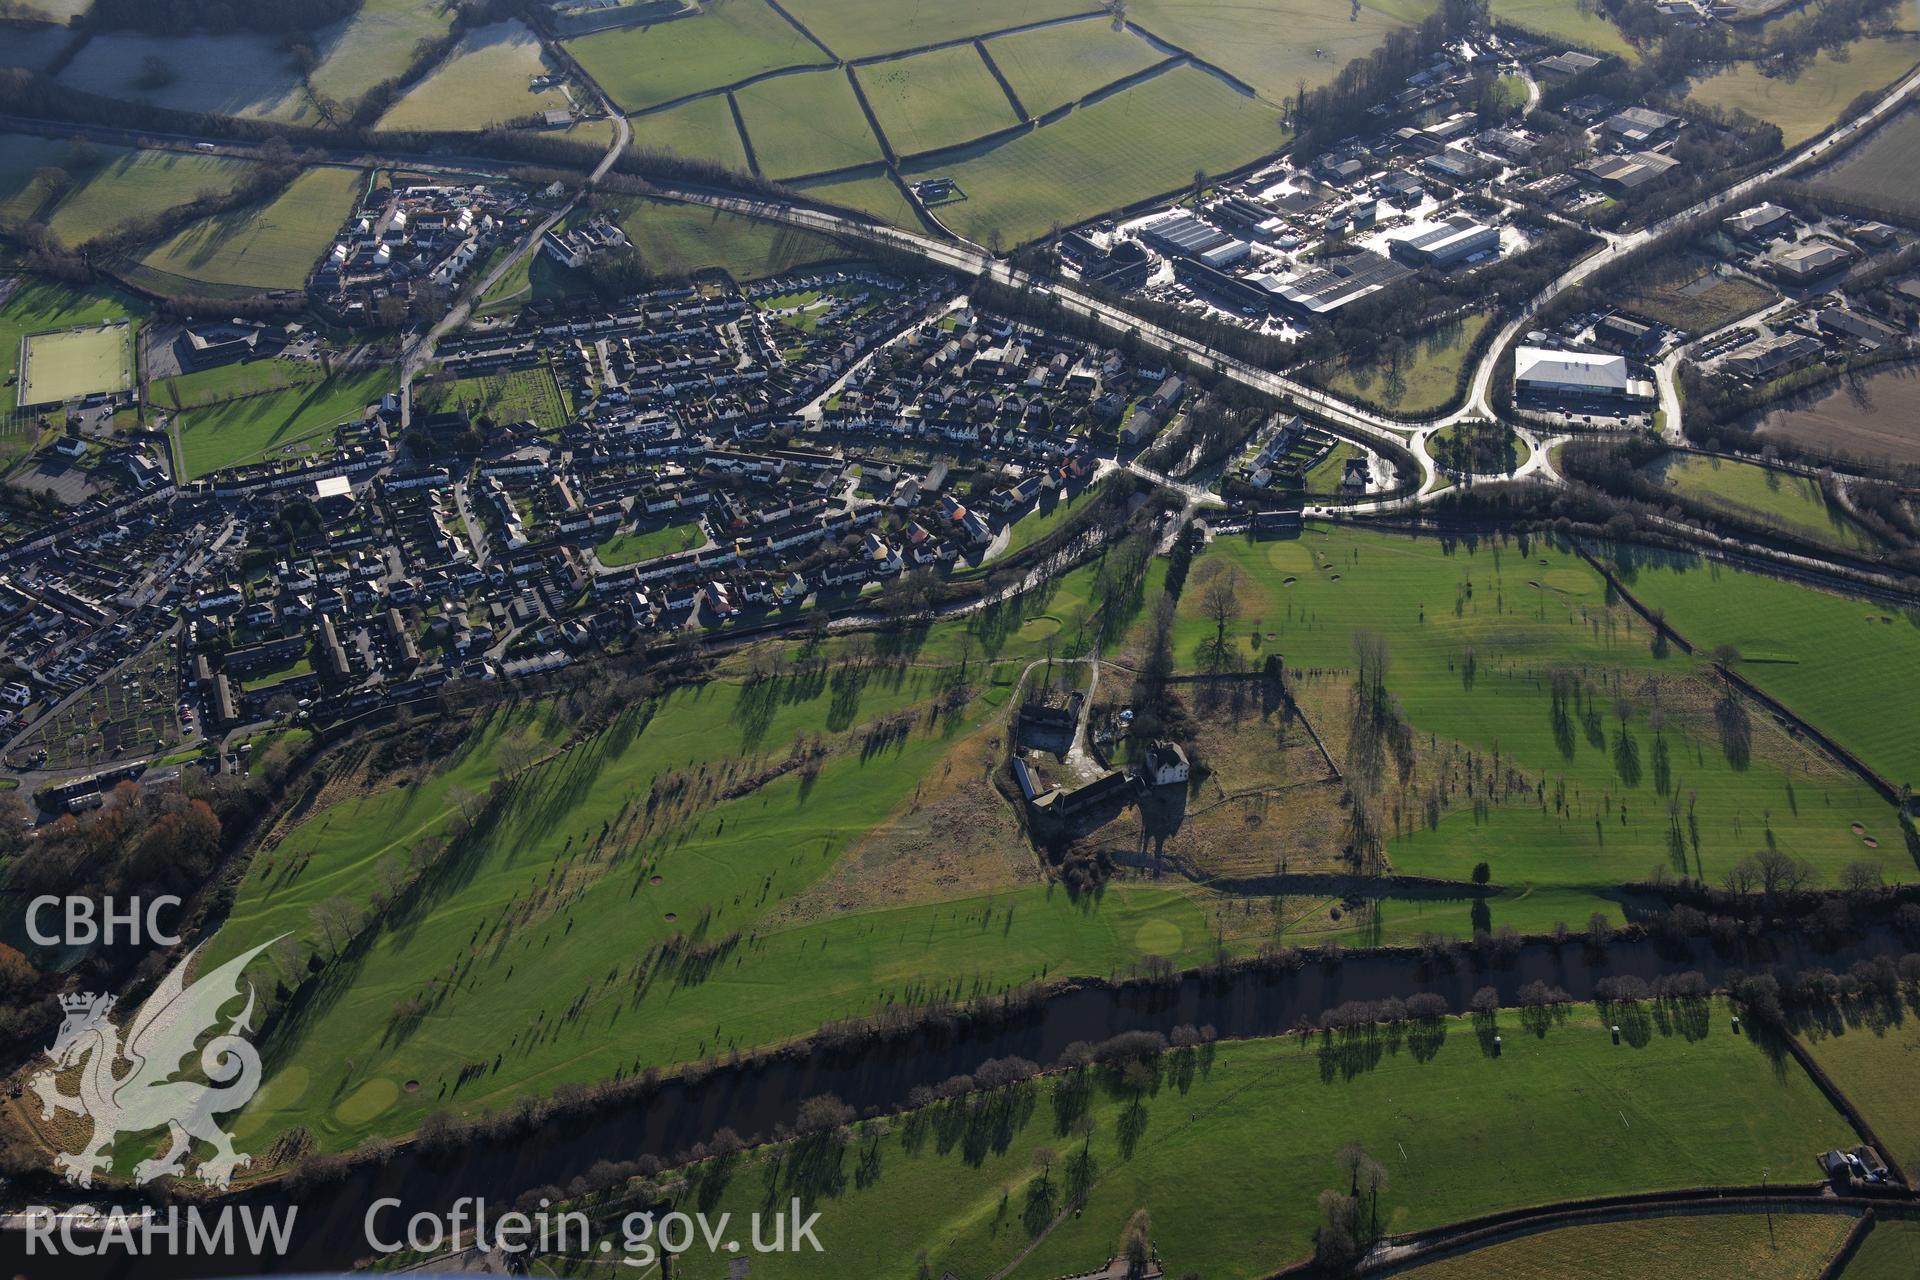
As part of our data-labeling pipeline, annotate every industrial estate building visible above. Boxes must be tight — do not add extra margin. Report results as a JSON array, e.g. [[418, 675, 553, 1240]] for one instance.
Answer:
[[1389, 217, 1501, 268]]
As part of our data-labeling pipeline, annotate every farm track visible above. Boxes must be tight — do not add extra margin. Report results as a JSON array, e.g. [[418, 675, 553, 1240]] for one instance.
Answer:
[[1347, 1188, 1920, 1279]]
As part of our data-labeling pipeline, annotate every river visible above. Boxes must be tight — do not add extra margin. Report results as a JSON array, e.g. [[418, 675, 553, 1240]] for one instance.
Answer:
[[0, 924, 1903, 1278]]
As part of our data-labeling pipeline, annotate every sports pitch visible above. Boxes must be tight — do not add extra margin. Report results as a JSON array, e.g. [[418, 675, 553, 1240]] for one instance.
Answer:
[[18, 321, 134, 408]]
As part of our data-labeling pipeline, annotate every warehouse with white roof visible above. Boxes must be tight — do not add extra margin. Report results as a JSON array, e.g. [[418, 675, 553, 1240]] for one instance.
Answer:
[[1513, 346, 1654, 402]]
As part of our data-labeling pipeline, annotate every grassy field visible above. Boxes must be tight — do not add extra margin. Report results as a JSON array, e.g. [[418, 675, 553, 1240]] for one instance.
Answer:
[[617, 198, 852, 280], [1401, 1212, 1853, 1279], [1646, 453, 1880, 555], [855, 45, 1023, 158], [1304, 439, 1365, 495], [994, 483, 1101, 561], [565, 0, 828, 113], [194, 554, 1210, 1150], [1324, 312, 1488, 415], [376, 21, 567, 132], [1610, 547, 1920, 792], [1620, 259, 1776, 335], [1, 279, 144, 417], [45, 150, 259, 246], [593, 1002, 1851, 1279], [305, 0, 457, 114], [1153, 527, 1905, 908], [1842, 1220, 1920, 1279], [1489, 0, 1639, 59], [1127, 0, 1437, 102], [20, 323, 133, 407], [0, 136, 261, 248], [1690, 34, 1920, 147], [56, 31, 317, 123], [417, 365, 570, 431], [1798, 1003, 1920, 1183], [774, 0, 1095, 61], [173, 368, 392, 478], [984, 17, 1167, 117], [595, 519, 705, 565], [1813, 107, 1920, 213], [733, 69, 887, 178], [792, 166, 924, 228], [628, 94, 751, 171], [157, 359, 323, 410], [138, 167, 362, 291], [903, 65, 1284, 245]]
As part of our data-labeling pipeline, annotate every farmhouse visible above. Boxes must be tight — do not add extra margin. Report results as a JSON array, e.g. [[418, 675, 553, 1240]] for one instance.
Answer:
[[1142, 741, 1190, 787]]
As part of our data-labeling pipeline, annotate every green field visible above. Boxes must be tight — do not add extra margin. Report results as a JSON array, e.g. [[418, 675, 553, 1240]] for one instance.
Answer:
[[1799, 1006, 1920, 1183], [56, 31, 318, 123], [601, 1002, 1851, 1279], [903, 65, 1284, 245], [19, 322, 134, 408], [734, 69, 887, 178], [192, 552, 1216, 1150], [855, 45, 1023, 158], [1402, 1211, 1853, 1279], [1647, 453, 1880, 555], [628, 94, 751, 171], [1842, 1220, 1920, 1280], [172, 368, 392, 478], [994, 483, 1100, 561], [1304, 439, 1367, 495], [1128, 0, 1437, 102], [1690, 34, 1920, 147], [984, 17, 1168, 117], [1489, 0, 1639, 59], [138, 167, 363, 291], [1611, 548, 1920, 792], [774, 0, 1095, 61], [417, 365, 570, 431], [157, 359, 323, 410], [565, 0, 829, 114], [0, 279, 143, 417], [376, 21, 567, 132], [0, 136, 261, 248], [45, 150, 259, 246], [1156, 527, 1906, 912], [595, 519, 705, 566], [792, 166, 924, 228], [1324, 312, 1489, 416], [305, 0, 458, 115], [617, 198, 852, 280]]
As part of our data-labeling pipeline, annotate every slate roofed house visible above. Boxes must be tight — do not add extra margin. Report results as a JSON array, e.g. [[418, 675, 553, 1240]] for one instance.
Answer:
[[1142, 741, 1190, 787]]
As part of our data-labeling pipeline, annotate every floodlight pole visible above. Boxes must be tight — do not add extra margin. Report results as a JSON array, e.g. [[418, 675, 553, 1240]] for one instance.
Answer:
[[1763, 1167, 1774, 1248]]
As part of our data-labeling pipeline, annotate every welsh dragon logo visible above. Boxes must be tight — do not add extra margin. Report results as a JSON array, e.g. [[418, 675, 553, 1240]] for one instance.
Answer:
[[30, 937, 283, 1190]]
